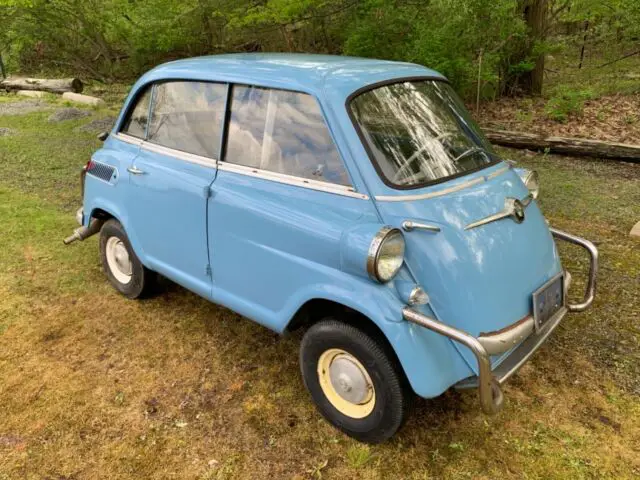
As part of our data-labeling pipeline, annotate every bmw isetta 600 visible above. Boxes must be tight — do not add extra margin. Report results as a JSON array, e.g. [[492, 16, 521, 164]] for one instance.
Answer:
[[64, 54, 598, 443]]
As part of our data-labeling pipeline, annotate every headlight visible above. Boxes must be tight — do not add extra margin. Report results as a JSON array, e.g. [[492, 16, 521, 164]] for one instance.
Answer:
[[518, 169, 540, 199], [367, 227, 405, 283]]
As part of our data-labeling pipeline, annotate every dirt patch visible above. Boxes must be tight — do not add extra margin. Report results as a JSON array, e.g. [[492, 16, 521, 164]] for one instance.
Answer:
[[0, 128, 16, 137], [478, 93, 640, 144], [0, 100, 49, 116], [76, 116, 116, 133], [48, 108, 91, 123]]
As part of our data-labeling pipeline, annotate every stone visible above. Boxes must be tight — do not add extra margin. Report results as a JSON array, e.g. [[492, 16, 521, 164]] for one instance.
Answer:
[[631, 221, 640, 238], [62, 92, 105, 106]]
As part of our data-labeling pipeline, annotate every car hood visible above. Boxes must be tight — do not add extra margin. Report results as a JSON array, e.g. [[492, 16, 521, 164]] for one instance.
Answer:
[[376, 165, 562, 364]]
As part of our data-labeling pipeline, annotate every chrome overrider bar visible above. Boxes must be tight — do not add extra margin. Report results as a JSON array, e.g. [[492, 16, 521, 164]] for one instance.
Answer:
[[402, 227, 598, 414], [549, 227, 598, 312]]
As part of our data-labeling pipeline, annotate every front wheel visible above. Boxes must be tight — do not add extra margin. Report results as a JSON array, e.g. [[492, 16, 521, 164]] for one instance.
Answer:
[[99, 219, 154, 299], [300, 319, 413, 443]]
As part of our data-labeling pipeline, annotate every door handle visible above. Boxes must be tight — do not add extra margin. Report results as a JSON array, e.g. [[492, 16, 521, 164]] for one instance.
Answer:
[[127, 166, 146, 175], [402, 220, 441, 233]]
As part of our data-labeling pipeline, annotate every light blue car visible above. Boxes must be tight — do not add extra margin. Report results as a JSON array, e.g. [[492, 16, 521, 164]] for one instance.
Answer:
[[65, 54, 598, 443]]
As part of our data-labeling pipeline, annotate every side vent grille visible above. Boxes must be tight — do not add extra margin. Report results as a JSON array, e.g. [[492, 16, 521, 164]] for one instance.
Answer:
[[87, 161, 116, 182]]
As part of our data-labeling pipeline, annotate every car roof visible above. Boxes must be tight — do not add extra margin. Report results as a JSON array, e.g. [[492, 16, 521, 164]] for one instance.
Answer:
[[138, 53, 446, 98]]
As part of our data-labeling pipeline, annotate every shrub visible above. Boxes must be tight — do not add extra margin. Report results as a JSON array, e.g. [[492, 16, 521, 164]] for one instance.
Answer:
[[544, 86, 594, 122]]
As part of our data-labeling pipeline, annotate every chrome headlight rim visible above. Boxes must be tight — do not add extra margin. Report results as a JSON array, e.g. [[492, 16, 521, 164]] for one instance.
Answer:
[[522, 169, 540, 199], [367, 226, 405, 283]]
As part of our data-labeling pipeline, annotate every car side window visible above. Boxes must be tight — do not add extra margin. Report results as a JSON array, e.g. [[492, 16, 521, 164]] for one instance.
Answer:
[[224, 85, 351, 186], [121, 87, 151, 138], [147, 81, 226, 159]]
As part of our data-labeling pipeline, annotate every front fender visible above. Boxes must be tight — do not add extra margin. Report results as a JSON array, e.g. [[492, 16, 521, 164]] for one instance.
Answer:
[[282, 278, 474, 399]]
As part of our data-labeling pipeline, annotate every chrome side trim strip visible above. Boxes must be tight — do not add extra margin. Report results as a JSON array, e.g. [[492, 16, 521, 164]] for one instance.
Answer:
[[114, 133, 143, 147], [114, 134, 216, 168], [217, 162, 369, 200], [486, 164, 511, 180], [140, 141, 217, 168], [375, 165, 511, 202]]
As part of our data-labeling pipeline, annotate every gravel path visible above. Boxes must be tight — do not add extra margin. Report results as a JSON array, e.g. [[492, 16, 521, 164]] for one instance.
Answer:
[[0, 100, 50, 116]]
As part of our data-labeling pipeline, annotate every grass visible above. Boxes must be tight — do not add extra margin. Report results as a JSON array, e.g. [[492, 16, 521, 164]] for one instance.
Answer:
[[0, 93, 639, 479]]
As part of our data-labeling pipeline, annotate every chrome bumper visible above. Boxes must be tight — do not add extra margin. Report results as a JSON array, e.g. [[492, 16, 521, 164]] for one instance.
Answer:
[[402, 227, 598, 414]]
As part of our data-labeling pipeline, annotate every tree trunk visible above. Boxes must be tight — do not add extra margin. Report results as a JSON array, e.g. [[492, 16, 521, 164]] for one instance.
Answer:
[[485, 129, 640, 162], [506, 0, 548, 95], [0, 77, 83, 94]]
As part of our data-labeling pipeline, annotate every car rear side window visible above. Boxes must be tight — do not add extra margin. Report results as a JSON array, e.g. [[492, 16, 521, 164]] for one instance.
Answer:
[[223, 85, 350, 186], [147, 81, 226, 159], [121, 87, 151, 138]]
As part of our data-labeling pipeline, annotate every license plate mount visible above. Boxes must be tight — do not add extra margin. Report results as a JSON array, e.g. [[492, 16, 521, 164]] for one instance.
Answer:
[[532, 273, 564, 331]]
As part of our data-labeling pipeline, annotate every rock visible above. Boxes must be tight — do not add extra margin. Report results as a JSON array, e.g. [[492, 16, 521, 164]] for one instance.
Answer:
[[48, 108, 91, 123], [631, 221, 640, 238], [76, 116, 116, 133], [17, 90, 47, 98], [0, 127, 16, 136], [62, 92, 105, 106]]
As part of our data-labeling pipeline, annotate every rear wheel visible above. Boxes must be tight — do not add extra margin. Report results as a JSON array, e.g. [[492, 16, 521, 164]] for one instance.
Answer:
[[100, 219, 154, 299], [300, 319, 413, 443]]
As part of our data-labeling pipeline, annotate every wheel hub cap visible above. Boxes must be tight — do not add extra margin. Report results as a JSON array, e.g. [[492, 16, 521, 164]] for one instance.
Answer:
[[105, 237, 133, 284], [317, 348, 375, 419], [113, 242, 132, 275], [329, 355, 370, 404]]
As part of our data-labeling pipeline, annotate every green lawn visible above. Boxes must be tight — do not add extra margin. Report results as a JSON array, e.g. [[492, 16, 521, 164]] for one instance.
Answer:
[[0, 95, 639, 479]]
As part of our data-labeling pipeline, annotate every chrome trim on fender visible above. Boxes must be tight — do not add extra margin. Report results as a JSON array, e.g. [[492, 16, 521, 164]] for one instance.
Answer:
[[375, 164, 511, 202], [550, 228, 598, 312], [217, 161, 369, 200], [464, 194, 533, 230], [401, 220, 441, 233]]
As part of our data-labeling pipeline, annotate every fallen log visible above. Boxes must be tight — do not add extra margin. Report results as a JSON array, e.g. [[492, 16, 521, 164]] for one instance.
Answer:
[[484, 129, 640, 162], [0, 77, 83, 94]]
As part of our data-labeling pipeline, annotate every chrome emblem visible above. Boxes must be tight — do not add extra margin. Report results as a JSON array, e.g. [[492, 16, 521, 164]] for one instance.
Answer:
[[465, 194, 533, 230], [511, 198, 526, 224]]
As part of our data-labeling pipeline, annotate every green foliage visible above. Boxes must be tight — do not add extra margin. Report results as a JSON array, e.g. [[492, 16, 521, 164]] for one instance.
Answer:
[[0, 0, 639, 99], [544, 86, 594, 122]]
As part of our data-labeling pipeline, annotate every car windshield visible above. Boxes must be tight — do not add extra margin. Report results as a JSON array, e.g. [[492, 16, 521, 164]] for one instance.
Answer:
[[349, 80, 499, 188]]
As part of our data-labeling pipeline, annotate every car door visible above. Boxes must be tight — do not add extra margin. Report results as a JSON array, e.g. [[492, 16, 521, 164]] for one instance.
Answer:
[[126, 80, 226, 298], [207, 85, 369, 331]]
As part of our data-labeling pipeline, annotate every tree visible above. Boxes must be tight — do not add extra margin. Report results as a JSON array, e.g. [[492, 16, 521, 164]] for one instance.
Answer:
[[504, 0, 549, 95]]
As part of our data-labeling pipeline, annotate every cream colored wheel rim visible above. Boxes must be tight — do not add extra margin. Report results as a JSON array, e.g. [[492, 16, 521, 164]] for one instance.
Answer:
[[317, 348, 375, 419], [105, 236, 133, 284]]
